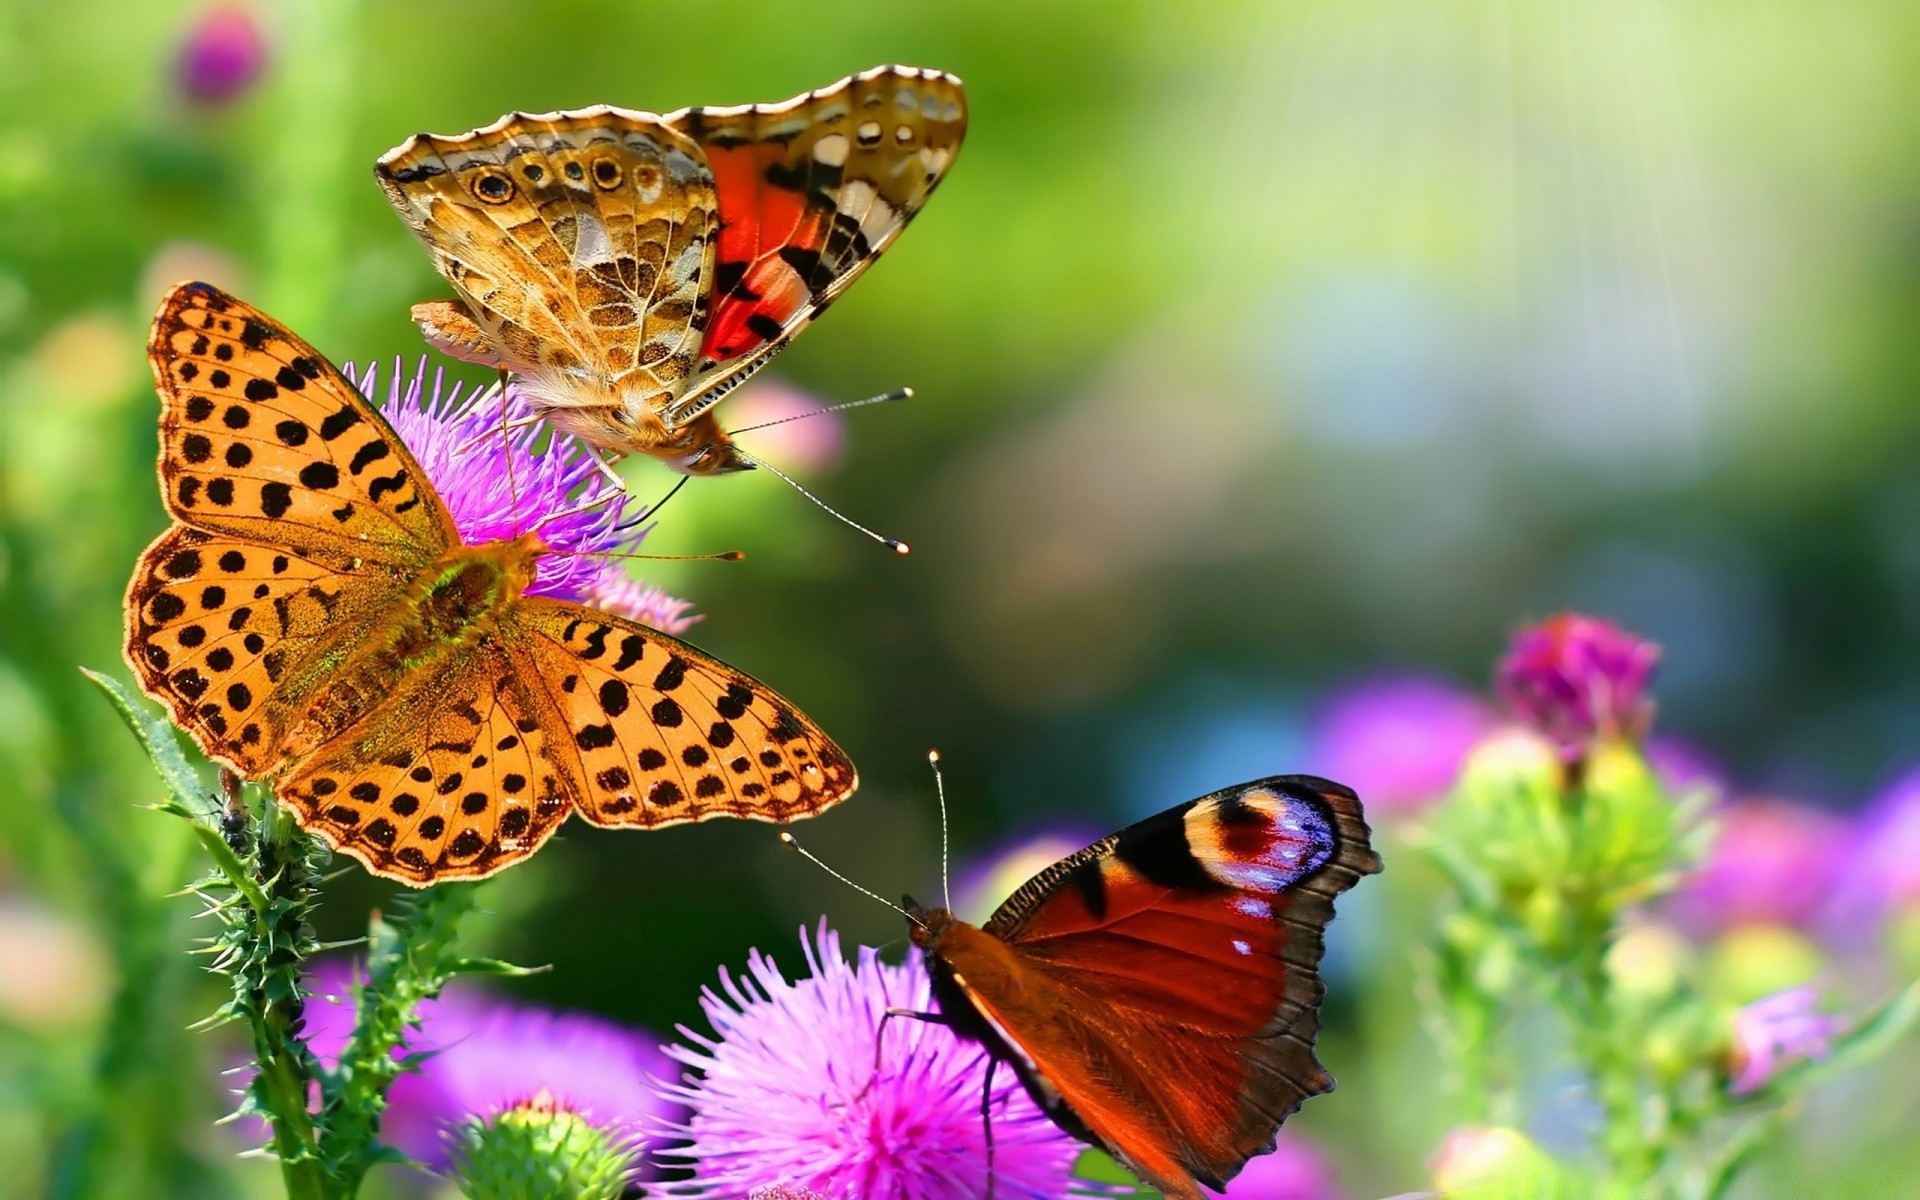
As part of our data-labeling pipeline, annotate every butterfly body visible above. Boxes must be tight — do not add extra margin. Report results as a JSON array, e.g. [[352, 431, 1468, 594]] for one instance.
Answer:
[[126, 283, 857, 886], [905, 776, 1380, 1199], [376, 65, 967, 474]]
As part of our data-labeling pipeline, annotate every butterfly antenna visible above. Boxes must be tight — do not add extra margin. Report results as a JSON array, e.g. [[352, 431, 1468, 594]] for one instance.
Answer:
[[734, 447, 910, 556], [497, 370, 521, 535], [929, 749, 952, 912], [779, 831, 927, 930], [725, 387, 914, 436]]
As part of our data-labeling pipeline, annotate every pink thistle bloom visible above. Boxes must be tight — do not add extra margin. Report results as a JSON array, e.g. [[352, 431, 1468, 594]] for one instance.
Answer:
[[582, 573, 703, 636], [1726, 986, 1840, 1096], [1222, 1131, 1343, 1198], [297, 959, 679, 1174], [1306, 673, 1494, 815], [1495, 614, 1661, 759], [1671, 799, 1844, 935], [176, 5, 268, 105], [350, 361, 689, 620], [654, 922, 1087, 1199]]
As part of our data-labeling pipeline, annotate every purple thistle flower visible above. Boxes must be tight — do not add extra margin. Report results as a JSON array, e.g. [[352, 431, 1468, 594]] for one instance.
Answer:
[[1495, 614, 1661, 759], [1671, 799, 1844, 935], [1221, 1131, 1343, 1199], [176, 5, 268, 105], [350, 361, 690, 620], [582, 573, 703, 636], [1726, 986, 1840, 1096], [298, 959, 679, 1173], [654, 921, 1087, 1199], [1305, 673, 1494, 815]]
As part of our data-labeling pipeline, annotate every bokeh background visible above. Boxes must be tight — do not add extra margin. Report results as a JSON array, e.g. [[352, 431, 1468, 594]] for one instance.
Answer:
[[3, 0, 1917, 1196]]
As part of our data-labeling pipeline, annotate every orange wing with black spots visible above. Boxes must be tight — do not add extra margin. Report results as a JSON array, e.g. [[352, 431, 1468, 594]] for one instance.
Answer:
[[278, 648, 575, 886], [663, 65, 967, 426], [149, 282, 455, 566], [508, 600, 856, 827], [127, 282, 860, 887]]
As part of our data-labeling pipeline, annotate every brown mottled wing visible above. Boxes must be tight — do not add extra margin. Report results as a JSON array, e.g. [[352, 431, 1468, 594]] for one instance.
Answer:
[[278, 645, 574, 886], [959, 778, 1379, 1195], [149, 282, 456, 565], [662, 65, 967, 425], [506, 599, 856, 826], [124, 528, 407, 777], [375, 109, 719, 421]]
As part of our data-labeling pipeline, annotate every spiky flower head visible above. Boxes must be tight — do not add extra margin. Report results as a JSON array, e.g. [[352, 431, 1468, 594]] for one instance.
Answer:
[[655, 921, 1087, 1199], [350, 360, 694, 627], [1495, 614, 1661, 759], [582, 573, 703, 637], [451, 1089, 642, 1200], [1725, 986, 1840, 1096]]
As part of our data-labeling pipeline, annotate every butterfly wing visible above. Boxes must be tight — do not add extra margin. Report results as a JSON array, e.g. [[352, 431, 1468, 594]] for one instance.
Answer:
[[148, 282, 456, 565], [277, 644, 574, 885], [942, 777, 1379, 1196], [505, 599, 856, 826], [128, 283, 455, 775], [660, 65, 967, 425], [375, 110, 719, 424]]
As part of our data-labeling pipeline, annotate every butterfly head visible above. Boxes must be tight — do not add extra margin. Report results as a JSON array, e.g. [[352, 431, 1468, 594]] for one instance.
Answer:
[[660, 411, 754, 476], [903, 894, 958, 950]]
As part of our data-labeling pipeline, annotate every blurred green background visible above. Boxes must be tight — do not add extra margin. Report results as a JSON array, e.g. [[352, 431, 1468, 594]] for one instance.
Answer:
[[3, 0, 1917, 1196]]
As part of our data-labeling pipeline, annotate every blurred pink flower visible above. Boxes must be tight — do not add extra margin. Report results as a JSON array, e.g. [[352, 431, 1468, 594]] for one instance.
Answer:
[[1495, 614, 1660, 759], [1727, 986, 1840, 1096], [1671, 799, 1845, 935], [1829, 766, 1920, 931], [952, 825, 1103, 924], [1306, 673, 1494, 814], [1645, 736, 1728, 798], [1222, 1131, 1343, 1198], [723, 379, 847, 473], [176, 5, 268, 105], [299, 960, 677, 1172]]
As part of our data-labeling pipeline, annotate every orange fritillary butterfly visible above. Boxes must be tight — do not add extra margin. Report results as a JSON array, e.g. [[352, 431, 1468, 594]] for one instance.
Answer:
[[124, 282, 858, 886], [373, 64, 966, 475]]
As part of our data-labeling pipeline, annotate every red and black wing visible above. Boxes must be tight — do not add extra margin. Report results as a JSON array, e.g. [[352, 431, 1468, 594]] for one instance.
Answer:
[[955, 776, 1380, 1196], [660, 65, 966, 425]]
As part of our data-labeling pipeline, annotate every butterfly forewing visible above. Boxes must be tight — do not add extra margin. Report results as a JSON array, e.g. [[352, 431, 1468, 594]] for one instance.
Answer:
[[278, 646, 574, 885], [509, 600, 856, 827], [664, 65, 967, 424], [125, 527, 408, 777], [150, 283, 455, 565], [948, 777, 1379, 1197], [376, 109, 719, 418]]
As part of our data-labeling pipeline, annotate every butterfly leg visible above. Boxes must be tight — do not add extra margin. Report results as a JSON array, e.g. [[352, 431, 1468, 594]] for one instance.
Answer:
[[981, 1055, 999, 1200], [581, 441, 630, 492], [857, 1007, 949, 1102]]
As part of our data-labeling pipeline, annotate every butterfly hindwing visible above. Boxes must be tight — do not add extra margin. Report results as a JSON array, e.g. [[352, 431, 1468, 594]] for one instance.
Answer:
[[664, 65, 967, 424], [509, 600, 856, 827], [376, 109, 719, 418], [278, 647, 574, 885], [950, 777, 1380, 1196], [151, 283, 455, 565]]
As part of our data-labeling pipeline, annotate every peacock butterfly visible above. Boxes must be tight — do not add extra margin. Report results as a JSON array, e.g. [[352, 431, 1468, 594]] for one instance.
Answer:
[[898, 774, 1380, 1199]]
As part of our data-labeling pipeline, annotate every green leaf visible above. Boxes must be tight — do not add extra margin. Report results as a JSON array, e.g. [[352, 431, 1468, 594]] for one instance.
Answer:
[[81, 667, 209, 819]]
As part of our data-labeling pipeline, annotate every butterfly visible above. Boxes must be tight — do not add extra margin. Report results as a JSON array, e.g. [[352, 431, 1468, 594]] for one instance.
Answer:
[[124, 282, 858, 886], [373, 64, 966, 477], [901, 775, 1379, 1200]]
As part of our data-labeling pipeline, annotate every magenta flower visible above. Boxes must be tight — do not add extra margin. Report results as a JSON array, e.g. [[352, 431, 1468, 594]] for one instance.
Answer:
[[1495, 614, 1661, 758], [176, 5, 268, 105], [1828, 766, 1920, 932], [654, 921, 1086, 1199], [582, 573, 703, 636], [1726, 986, 1840, 1096], [1305, 673, 1494, 815], [298, 959, 678, 1172], [351, 360, 690, 619], [1221, 1131, 1343, 1198], [1671, 799, 1844, 935]]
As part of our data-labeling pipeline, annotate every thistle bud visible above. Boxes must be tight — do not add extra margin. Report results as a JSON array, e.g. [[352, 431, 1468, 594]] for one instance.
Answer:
[[451, 1090, 638, 1200]]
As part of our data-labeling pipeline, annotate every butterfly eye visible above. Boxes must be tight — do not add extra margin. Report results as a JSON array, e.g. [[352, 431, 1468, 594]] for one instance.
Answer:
[[591, 157, 623, 189], [470, 169, 515, 205]]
